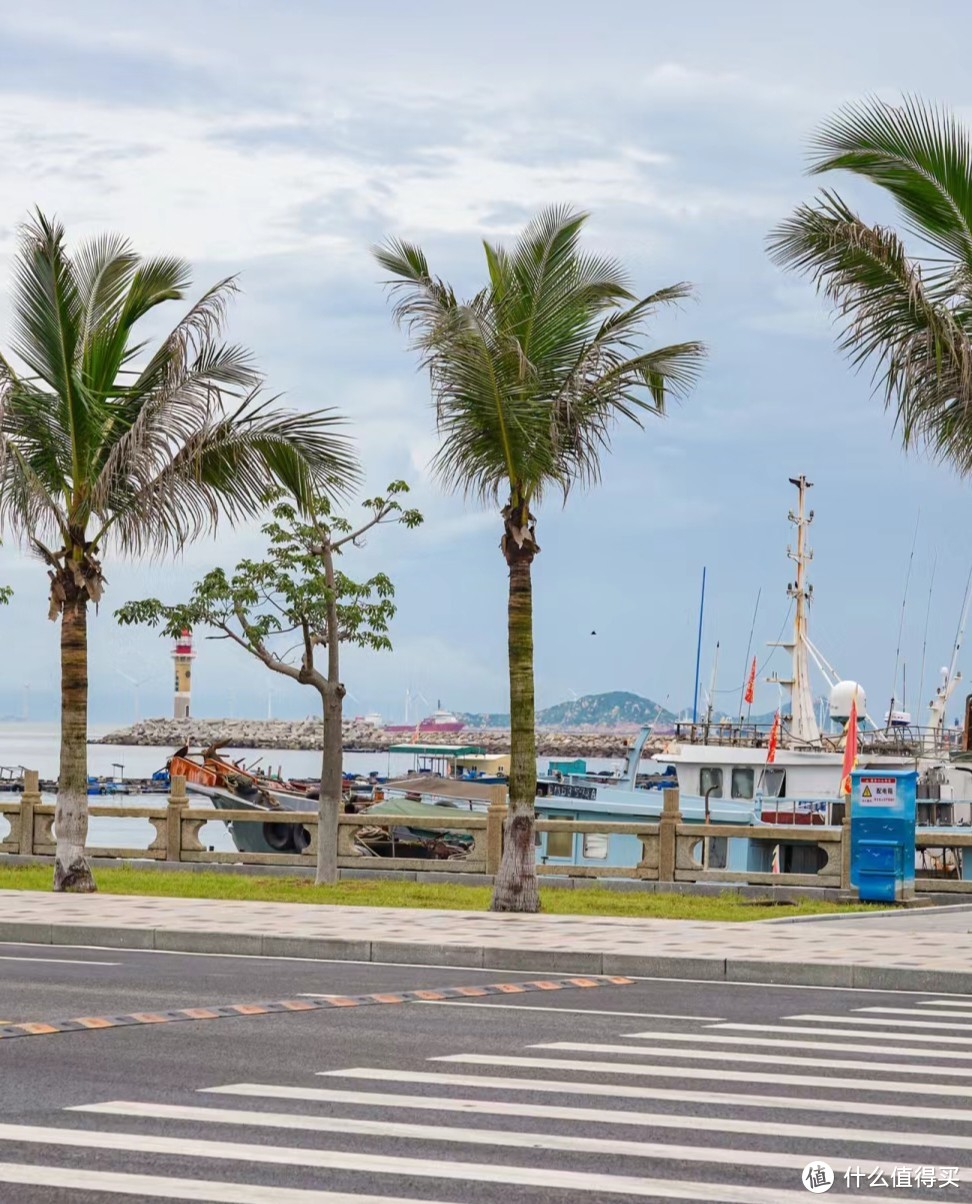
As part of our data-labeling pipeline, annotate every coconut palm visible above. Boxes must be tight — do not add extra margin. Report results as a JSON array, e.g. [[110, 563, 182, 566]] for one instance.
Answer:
[[768, 96, 972, 465], [0, 210, 358, 892], [375, 205, 704, 911]]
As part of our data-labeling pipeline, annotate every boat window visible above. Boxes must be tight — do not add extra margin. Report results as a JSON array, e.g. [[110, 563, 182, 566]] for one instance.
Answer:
[[700, 767, 723, 798], [582, 832, 609, 860], [763, 768, 786, 798], [546, 828, 574, 859], [731, 767, 755, 800]]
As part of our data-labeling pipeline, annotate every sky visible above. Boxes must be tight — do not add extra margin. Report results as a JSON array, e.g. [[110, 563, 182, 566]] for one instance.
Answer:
[[1, 0, 971, 727]]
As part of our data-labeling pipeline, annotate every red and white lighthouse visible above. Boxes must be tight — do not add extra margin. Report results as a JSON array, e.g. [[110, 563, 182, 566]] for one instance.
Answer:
[[172, 629, 195, 719]]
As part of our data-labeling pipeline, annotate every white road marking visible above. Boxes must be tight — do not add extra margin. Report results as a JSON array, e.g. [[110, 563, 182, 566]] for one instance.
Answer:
[[321, 1066, 972, 1122], [625, 1028, 972, 1059], [0, 1160, 419, 1203], [203, 1081, 972, 1152], [784, 1012, 972, 1031], [713, 1022, 972, 1044], [12, 1115, 966, 1185], [533, 1040, 972, 1077], [406, 1001, 723, 1021], [55, 1108, 876, 1202], [856, 1006, 972, 1020], [914, 999, 972, 1007], [0, 955, 119, 966], [433, 1052, 972, 1097]]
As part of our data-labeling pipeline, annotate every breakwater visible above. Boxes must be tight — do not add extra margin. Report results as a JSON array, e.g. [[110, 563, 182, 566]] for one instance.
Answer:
[[94, 717, 657, 759]]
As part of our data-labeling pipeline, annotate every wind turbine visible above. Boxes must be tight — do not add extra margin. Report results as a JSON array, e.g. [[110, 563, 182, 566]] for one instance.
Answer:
[[116, 670, 156, 723]]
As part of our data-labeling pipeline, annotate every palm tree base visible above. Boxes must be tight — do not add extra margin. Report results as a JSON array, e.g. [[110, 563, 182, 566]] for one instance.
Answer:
[[490, 811, 540, 912], [53, 857, 96, 893]]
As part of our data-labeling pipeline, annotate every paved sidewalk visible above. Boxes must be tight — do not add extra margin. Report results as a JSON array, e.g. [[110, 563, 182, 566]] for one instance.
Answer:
[[1, 889, 971, 990]]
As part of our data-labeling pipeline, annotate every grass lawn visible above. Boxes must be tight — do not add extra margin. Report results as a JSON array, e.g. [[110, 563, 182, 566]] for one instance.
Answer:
[[0, 864, 876, 921]]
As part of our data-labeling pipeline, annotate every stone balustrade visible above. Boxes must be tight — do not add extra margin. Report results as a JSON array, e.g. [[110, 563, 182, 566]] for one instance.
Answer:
[[2, 771, 970, 897]]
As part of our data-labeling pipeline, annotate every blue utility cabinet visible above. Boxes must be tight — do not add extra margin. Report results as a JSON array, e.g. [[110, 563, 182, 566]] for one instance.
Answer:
[[849, 769, 917, 903]]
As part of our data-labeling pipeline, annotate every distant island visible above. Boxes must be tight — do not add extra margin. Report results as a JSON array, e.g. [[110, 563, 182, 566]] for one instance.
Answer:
[[459, 690, 676, 729]]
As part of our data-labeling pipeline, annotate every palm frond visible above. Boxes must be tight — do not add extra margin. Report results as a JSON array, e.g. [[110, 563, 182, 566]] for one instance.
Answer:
[[376, 209, 705, 506], [1, 211, 358, 566], [809, 95, 972, 265], [99, 392, 360, 555], [769, 131, 972, 471]]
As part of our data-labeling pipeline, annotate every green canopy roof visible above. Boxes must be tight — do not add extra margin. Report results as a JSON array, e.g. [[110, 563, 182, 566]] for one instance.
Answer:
[[387, 743, 484, 757]]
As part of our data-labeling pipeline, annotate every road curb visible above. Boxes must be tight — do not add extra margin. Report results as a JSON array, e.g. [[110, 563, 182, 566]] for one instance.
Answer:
[[3, 919, 972, 991]]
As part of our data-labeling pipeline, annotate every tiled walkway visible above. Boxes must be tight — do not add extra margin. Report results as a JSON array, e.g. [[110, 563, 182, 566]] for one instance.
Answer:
[[2, 890, 972, 986]]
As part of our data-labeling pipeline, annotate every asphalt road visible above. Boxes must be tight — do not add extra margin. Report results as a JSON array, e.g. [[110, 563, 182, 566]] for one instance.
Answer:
[[0, 941, 971, 1201]]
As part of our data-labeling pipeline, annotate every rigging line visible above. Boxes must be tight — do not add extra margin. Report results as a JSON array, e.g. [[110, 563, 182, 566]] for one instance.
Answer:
[[918, 554, 937, 718], [888, 510, 920, 728], [712, 600, 795, 698], [737, 587, 762, 719]]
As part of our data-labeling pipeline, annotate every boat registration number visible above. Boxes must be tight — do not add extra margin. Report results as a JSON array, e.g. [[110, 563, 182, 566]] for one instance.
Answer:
[[550, 783, 598, 801]]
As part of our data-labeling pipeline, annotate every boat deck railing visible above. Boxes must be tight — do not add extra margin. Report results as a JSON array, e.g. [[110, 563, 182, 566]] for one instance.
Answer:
[[672, 719, 961, 756]]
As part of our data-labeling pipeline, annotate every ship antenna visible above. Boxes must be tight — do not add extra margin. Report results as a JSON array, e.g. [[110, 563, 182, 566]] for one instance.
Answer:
[[918, 554, 937, 728], [768, 476, 820, 744], [887, 511, 920, 731], [691, 567, 706, 725]]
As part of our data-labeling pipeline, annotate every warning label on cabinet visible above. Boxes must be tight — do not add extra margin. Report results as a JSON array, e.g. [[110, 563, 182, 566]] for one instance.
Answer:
[[859, 776, 898, 807]]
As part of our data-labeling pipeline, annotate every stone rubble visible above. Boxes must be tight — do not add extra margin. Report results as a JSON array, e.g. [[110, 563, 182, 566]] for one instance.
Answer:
[[94, 716, 661, 759]]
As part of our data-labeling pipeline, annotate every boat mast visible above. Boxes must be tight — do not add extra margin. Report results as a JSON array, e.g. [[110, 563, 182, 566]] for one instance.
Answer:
[[769, 475, 820, 745]]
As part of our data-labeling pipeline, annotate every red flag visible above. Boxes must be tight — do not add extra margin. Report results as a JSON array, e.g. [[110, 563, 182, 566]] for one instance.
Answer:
[[766, 710, 780, 764], [840, 697, 858, 796], [744, 656, 757, 705]]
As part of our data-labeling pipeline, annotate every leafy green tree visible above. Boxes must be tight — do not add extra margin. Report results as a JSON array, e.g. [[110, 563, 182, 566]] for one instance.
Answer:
[[117, 483, 422, 883], [0, 210, 358, 892], [375, 205, 704, 911], [768, 97, 972, 465]]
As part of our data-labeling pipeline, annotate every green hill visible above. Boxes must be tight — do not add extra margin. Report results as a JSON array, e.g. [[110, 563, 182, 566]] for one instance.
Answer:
[[459, 691, 676, 729]]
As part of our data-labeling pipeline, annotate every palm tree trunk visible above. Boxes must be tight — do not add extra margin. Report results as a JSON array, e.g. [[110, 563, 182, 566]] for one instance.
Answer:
[[491, 517, 539, 912], [54, 593, 95, 892]]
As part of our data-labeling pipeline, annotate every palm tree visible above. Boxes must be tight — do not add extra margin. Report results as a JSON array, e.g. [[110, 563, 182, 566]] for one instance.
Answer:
[[375, 205, 704, 911], [768, 96, 972, 466], [0, 210, 358, 892]]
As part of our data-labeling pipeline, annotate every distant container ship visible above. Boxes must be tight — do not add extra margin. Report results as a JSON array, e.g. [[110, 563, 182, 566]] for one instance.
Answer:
[[384, 704, 465, 734]]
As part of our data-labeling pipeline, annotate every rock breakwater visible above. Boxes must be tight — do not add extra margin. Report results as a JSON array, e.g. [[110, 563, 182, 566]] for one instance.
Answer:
[[94, 717, 658, 759]]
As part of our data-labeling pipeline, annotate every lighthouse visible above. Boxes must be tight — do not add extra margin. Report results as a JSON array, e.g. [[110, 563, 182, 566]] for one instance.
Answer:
[[172, 629, 195, 719]]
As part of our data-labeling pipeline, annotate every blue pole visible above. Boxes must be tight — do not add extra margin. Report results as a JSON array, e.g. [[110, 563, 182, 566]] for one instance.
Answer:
[[692, 567, 706, 724]]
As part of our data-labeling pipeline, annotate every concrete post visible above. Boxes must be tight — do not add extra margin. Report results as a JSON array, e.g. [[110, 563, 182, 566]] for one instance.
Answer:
[[19, 769, 40, 856], [167, 774, 188, 862], [839, 813, 853, 899], [658, 787, 682, 883], [485, 787, 508, 876]]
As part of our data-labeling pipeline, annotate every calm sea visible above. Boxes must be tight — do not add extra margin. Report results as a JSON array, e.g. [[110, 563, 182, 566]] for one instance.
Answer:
[[0, 722, 625, 855]]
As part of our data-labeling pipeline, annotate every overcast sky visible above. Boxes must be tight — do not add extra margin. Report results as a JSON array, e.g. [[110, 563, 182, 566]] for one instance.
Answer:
[[1, 0, 971, 726]]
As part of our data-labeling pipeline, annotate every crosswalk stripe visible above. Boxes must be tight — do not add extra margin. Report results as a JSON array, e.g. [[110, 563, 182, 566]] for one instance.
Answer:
[[47, 1109, 874, 1202], [784, 1013, 972, 1031], [532, 1040, 972, 1077], [202, 1081, 972, 1153], [712, 1023, 972, 1044], [321, 1066, 972, 1123], [915, 999, 972, 1007], [3, 1117, 966, 1186], [624, 1028, 972, 1059], [433, 1052, 972, 1097], [0, 1160, 429, 1203], [857, 1006, 972, 1020]]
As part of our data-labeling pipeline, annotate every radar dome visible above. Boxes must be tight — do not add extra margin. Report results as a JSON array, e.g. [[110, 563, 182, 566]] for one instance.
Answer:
[[829, 681, 866, 724]]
